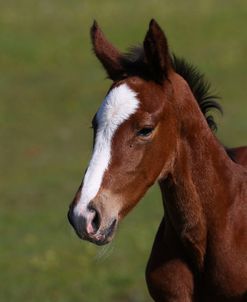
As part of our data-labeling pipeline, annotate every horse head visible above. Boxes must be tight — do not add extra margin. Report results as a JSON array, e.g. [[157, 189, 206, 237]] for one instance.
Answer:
[[68, 20, 190, 245]]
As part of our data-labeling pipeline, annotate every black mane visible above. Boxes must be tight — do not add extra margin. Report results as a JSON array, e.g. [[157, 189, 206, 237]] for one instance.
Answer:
[[171, 55, 222, 131], [122, 47, 222, 132]]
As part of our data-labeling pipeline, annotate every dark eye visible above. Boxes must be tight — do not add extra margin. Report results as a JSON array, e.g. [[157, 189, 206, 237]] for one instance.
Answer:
[[137, 127, 154, 137]]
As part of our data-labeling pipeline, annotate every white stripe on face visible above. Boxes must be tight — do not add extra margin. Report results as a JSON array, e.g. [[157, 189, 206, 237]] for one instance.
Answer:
[[74, 83, 139, 216]]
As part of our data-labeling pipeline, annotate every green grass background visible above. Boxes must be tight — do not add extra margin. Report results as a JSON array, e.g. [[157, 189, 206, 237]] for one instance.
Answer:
[[0, 1, 246, 301]]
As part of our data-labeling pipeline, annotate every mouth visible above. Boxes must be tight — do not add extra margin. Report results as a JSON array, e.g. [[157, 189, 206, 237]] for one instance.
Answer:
[[68, 211, 118, 246], [85, 218, 117, 246], [68, 204, 118, 246]]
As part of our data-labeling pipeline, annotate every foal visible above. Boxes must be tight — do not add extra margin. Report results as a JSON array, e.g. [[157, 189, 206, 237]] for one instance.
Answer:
[[68, 20, 247, 301]]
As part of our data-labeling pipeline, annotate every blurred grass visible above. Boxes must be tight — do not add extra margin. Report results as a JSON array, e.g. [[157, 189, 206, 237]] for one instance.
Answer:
[[0, 1, 246, 301]]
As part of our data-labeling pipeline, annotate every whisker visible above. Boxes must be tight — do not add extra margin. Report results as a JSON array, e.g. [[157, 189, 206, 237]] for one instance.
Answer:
[[95, 242, 115, 262]]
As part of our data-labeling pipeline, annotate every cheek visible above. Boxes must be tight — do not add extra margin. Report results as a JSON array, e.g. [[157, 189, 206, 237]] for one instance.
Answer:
[[110, 128, 144, 172], [139, 141, 166, 179], [102, 142, 142, 189], [103, 136, 164, 194]]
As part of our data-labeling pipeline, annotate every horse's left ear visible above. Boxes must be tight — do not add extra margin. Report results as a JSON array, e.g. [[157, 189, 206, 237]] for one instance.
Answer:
[[143, 19, 172, 83], [91, 21, 125, 81]]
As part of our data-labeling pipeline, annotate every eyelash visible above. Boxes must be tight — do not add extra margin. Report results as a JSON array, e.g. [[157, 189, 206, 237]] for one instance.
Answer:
[[137, 127, 154, 137]]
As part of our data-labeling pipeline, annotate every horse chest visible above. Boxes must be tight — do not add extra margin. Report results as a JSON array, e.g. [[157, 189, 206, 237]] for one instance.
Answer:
[[203, 231, 247, 297]]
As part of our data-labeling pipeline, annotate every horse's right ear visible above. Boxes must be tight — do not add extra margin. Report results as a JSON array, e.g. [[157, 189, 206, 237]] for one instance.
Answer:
[[143, 19, 171, 83], [91, 21, 124, 81]]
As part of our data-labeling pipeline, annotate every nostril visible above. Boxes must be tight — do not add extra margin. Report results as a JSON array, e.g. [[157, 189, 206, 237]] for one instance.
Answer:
[[87, 207, 101, 235], [91, 209, 100, 233]]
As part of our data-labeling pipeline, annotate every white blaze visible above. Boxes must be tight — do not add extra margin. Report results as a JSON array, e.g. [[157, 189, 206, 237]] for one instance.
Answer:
[[74, 83, 139, 216]]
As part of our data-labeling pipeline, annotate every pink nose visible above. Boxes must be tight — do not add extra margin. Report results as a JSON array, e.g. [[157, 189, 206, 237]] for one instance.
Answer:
[[85, 207, 101, 235], [68, 204, 101, 239]]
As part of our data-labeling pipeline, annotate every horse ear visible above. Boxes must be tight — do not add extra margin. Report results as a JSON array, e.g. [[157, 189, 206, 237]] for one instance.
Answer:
[[143, 19, 171, 83], [91, 21, 125, 81]]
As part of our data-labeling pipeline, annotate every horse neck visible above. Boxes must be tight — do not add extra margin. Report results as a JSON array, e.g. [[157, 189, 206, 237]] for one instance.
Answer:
[[160, 73, 239, 212], [158, 75, 239, 268], [159, 124, 234, 217]]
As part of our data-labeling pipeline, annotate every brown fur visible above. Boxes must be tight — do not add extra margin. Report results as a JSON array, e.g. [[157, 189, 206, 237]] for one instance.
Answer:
[[69, 20, 247, 301], [229, 147, 247, 167]]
